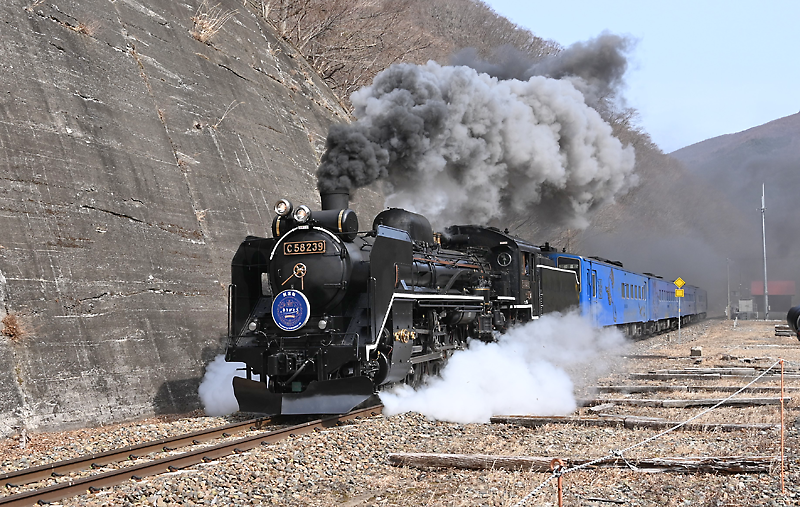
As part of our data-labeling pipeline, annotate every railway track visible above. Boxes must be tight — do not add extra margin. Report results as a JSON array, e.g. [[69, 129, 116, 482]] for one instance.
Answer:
[[0, 405, 384, 507], [1, 416, 274, 489]]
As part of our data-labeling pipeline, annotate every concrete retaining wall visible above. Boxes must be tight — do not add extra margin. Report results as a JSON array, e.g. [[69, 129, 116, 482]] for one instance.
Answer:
[[0, 0, 381, 435]]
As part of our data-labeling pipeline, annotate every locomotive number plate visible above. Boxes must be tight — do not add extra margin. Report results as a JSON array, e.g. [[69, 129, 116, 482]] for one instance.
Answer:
[[284, 240, 326, 255]]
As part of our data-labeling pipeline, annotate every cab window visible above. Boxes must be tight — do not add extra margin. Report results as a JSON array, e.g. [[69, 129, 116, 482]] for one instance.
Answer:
[[557, 257, 580, 289]]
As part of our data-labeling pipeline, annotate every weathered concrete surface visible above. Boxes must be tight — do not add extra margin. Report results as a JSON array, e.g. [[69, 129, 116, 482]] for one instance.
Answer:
[[0, 0, 381, 435]]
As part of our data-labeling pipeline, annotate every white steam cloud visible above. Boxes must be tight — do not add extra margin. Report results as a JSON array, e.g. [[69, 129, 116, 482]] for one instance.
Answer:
[[317, 60, 637, 228], [379, 312, 626, 424], [198, 355, 259, 416]]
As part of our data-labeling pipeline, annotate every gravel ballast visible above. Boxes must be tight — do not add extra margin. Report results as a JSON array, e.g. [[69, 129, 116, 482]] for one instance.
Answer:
[[1, 319, 798, 506]]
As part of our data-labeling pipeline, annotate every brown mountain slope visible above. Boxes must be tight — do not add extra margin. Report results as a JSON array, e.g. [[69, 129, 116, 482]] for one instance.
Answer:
[[671, 112, 800, 168], [670, 112, 800, 307]]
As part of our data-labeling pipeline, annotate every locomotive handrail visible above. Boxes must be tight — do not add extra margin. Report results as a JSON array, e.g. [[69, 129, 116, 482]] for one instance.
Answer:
[[417, 303, 483, 312], [227, 284, 234, 340], [412, 256, 482, 269]]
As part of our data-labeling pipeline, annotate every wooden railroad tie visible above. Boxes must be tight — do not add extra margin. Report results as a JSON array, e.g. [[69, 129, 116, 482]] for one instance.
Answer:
[[630, 372, 800, 381], [648, 366, 800, 377], [490, 415, 781, 432], [388, 452, 778, 474], [595, 385, 800, 394], [578, 396, 790, 408]]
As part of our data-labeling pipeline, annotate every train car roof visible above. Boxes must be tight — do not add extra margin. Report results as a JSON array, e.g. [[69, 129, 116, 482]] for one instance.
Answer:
[[552, 252, 631, 272], [444, 225, 541, 252], [546, 252, 625, 268], [545, 251, 703, 290]]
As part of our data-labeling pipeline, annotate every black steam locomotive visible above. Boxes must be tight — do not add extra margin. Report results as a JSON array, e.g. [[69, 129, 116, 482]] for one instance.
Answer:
[[225, 189, 579, 415]]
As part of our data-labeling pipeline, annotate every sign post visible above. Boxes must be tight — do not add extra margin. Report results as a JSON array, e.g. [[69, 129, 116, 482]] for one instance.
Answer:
[[674, 278, 685, 342]]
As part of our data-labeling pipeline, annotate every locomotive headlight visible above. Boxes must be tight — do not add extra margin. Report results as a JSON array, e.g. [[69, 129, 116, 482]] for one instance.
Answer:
[[248, 320, 258, 331], [293, 205, 311, 223], [318, 318, 328, 330], [274, 199, 293, 217]]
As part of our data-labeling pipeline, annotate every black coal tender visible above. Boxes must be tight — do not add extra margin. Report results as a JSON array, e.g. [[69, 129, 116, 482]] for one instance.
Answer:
[[225, 189, 580, 415]]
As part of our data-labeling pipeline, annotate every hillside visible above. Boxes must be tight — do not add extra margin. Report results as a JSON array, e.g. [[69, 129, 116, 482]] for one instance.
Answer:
[[671, 113, 800, 169], [671, 112, 800, 307]]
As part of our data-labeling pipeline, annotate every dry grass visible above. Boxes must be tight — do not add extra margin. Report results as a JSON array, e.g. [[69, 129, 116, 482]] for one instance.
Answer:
[[70, 20, 99, 36], [190, 0, 237, 44], [2, 313, 26, 342]]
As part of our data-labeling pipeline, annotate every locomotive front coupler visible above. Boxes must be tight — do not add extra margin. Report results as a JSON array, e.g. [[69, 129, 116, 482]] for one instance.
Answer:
[[275, 357, 315, 388]]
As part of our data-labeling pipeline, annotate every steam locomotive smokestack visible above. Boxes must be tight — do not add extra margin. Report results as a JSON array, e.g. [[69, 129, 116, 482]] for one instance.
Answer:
[[320, 188, 350, 211]]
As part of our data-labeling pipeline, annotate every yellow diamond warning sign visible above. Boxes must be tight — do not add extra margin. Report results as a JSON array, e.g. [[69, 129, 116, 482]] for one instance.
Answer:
[[675, 288, 685, 298], [674, 277, 685, 288]]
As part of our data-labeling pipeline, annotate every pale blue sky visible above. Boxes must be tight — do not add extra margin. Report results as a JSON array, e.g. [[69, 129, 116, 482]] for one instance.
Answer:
[[480, 0, 800, 153]]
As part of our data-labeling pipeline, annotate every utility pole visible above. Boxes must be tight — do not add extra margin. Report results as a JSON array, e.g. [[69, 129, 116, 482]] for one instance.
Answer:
[[761, 183, 769, 320], [726, 258, 731, 320]]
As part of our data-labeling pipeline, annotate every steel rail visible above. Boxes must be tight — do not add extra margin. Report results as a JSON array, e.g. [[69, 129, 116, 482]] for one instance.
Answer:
[[0, 405, 383, 507], [1, 417, 273, 488]]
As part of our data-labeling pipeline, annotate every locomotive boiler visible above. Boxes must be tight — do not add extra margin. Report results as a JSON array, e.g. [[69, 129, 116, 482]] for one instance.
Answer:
[[225, 189, 580, 415]]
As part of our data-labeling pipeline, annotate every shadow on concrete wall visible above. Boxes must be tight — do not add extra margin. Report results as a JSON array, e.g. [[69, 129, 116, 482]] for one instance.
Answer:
[[153, 377, 202, 414], [153, 341, 225, 415]]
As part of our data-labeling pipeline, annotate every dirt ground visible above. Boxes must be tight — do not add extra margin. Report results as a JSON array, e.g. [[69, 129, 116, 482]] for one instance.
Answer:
[[1, 317, 798, 507], [550, 317, 800, 506]]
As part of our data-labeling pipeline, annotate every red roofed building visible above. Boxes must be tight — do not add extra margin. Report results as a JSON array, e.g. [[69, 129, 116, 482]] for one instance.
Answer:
[[751, 281, 796, 315]]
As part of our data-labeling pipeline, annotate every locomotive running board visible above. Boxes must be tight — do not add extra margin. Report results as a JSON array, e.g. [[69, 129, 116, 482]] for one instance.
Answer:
[[232, 376, 375, 416]]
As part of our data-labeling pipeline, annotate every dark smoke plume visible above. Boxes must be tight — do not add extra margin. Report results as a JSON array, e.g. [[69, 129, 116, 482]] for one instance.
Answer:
[[317, 37, 637, 227], [452, 32, 633, 110]]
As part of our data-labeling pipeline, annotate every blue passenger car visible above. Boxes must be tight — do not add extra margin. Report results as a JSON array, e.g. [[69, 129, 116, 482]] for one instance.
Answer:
[[541, 250, 707, 337]]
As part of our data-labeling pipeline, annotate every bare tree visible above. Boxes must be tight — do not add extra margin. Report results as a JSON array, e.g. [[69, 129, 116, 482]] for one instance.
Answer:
[[411, 0, 559, 61], [244, 0, 646, 152], [243, 0, 560, 105], [245, 0, 430, 103]]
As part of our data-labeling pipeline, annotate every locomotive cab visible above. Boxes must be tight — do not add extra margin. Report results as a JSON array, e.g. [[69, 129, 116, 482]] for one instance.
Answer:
[[443, 225, 579, 327]]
